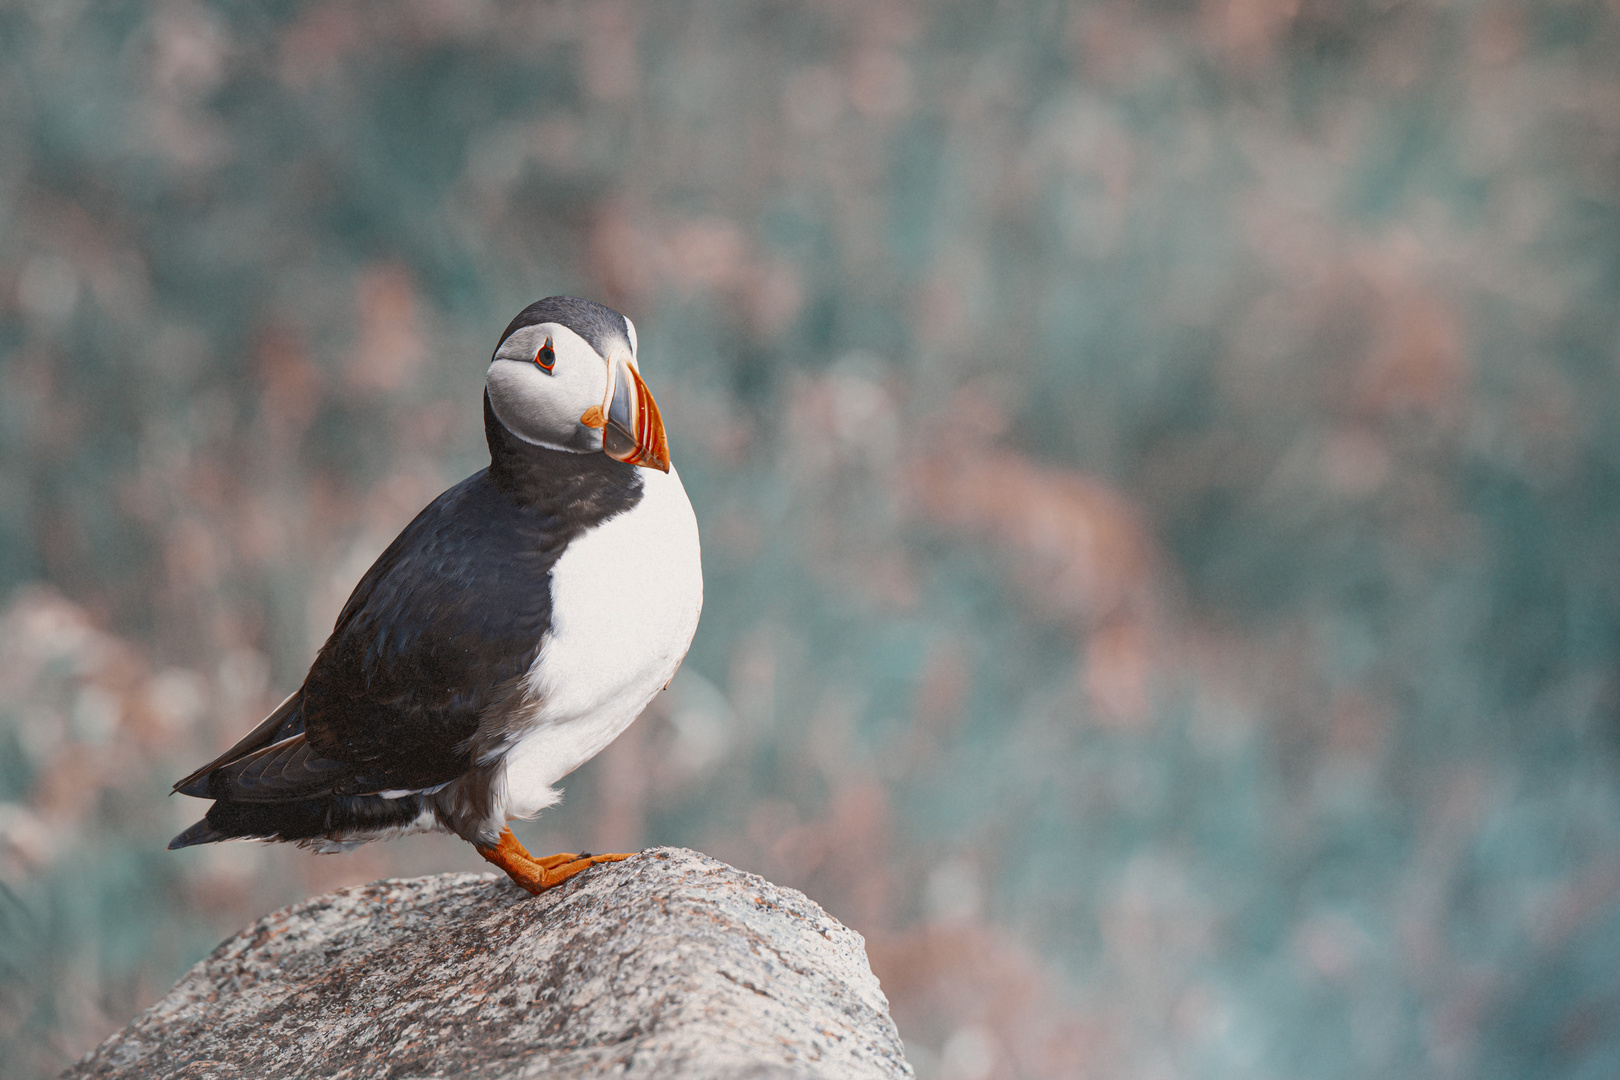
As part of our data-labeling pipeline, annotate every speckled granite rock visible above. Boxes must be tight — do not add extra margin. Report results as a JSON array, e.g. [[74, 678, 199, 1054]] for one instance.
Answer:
[[63, 847, 913, 1079]]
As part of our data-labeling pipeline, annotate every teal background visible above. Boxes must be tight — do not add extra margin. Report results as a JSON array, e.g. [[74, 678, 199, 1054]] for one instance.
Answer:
[[3, 2, 1620, 1077]]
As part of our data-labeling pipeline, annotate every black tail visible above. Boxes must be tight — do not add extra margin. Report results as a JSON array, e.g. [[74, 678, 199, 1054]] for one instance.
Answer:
[[167, 819, 228, 849], [166, 793, 432, 850]]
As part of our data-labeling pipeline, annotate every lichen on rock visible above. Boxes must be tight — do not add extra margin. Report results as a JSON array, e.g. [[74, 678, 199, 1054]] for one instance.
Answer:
[[63, 847, 913, 1079]]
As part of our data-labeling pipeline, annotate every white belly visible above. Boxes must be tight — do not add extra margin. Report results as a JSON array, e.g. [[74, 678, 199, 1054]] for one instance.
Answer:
[[497, 464, 702, 821]]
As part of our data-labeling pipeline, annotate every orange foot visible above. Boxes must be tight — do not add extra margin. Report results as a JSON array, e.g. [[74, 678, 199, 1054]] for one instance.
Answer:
[[476, 827, 634, 896]]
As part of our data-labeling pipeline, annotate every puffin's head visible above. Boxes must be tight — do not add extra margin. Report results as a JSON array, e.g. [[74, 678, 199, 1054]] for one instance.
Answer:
[[486, 296, 670, 472]]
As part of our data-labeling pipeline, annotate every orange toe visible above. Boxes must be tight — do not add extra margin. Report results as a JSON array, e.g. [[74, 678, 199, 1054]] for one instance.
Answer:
[[476, 830, 635, 896]]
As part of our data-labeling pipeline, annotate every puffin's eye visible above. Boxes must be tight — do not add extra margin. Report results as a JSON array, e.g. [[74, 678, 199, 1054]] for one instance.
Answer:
[[534, 336, 556, 373]]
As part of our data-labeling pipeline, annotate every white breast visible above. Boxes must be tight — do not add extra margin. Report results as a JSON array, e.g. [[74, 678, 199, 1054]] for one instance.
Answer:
[[497, 463, 702, 822]]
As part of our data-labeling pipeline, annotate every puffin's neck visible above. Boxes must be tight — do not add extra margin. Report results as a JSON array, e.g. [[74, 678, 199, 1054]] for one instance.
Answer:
[[483, 391, 644, 513]]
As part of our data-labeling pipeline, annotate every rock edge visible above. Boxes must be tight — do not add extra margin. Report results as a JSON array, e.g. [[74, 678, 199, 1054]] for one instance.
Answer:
[[64, 847, 913, 1079]]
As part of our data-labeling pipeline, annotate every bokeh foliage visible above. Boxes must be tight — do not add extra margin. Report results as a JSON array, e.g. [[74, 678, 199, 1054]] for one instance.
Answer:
[[2, 1, 1620, 1078]]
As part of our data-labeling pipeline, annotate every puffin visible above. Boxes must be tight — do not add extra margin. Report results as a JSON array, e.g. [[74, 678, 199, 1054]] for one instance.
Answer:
[[168, 297, 702, 895]]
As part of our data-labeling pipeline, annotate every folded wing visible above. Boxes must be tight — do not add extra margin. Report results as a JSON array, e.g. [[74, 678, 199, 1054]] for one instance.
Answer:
[[171, 469, 567, 809]]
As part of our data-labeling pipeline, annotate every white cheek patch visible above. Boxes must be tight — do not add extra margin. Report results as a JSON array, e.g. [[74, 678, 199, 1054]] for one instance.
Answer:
[[486, 324, 610, 451], [487, 363, 605, 452]]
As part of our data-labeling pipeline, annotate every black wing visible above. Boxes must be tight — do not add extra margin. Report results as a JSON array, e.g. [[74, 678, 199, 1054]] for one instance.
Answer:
[[178, 468, 568, 802], [172, 688, 302, 794], [299, 468, 568, 788]]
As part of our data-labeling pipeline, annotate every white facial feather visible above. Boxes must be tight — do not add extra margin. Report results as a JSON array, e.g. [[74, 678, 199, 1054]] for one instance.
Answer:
[[485, 323, 610, 452]]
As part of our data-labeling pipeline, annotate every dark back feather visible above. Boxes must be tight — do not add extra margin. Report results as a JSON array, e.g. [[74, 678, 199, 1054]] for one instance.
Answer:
[[179, 393, 643, 804]]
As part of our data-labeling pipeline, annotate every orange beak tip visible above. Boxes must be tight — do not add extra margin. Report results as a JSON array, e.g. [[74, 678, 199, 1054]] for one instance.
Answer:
[[603, 359, 672, 472]]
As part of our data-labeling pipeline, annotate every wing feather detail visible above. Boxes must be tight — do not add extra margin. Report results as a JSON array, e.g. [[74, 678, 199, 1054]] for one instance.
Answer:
[[170, 454, 643, 811], [172, 690, 303, 796], [202, 732, 356, 802]]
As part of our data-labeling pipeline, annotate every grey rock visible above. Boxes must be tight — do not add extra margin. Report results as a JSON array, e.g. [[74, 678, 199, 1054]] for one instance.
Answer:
[[64, 848, 913, 1079]]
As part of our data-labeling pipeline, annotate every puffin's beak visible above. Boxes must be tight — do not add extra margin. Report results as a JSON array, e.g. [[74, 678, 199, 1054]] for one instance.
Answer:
[[600, 357, 670, 472]]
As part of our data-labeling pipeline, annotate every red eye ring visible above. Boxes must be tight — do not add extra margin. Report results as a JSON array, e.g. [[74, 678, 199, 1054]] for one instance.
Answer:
[[535, 336, 556, 373]]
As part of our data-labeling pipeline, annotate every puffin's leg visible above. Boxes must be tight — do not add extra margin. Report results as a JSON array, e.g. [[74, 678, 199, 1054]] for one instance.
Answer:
[[476, 828, 634, 896]]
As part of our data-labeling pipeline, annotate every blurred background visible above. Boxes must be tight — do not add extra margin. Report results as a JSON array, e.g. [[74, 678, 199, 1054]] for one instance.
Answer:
[[2, 1, 1619, 1077]]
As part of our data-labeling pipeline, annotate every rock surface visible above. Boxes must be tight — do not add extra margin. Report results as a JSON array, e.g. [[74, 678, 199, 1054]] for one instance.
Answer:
[[64, 848, 913, 1079]]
